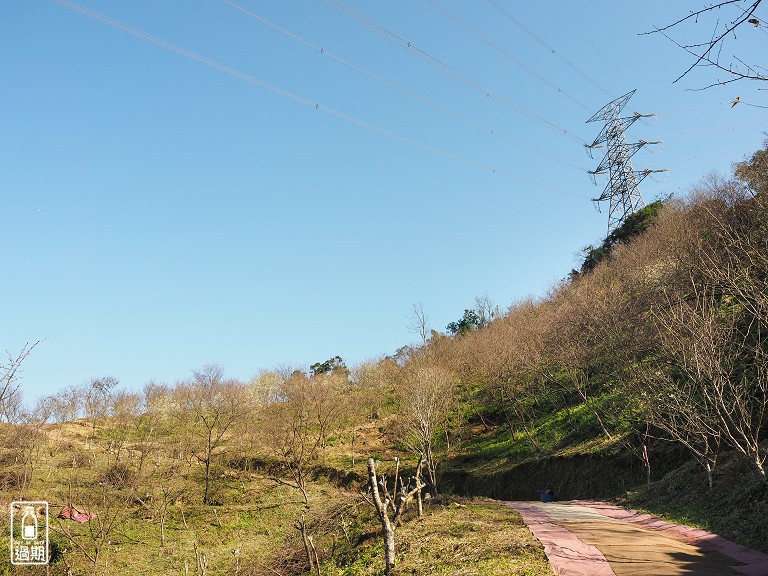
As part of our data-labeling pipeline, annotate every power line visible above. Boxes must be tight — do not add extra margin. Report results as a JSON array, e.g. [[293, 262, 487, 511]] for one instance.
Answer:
[[657, 117, 759, 143], [423, 0, 592, 111], [485, 0, 615, 98], [220, 0, 588, 172], [481, 2, 644, 150], [319, 0, 588, 145], [653, 101, 724, 116], [662, 147, 753, 170], [52, 0, 571, 195]]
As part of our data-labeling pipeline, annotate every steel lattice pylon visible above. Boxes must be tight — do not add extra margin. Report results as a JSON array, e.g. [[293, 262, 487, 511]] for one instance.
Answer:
[[586, 89, 665, 233]]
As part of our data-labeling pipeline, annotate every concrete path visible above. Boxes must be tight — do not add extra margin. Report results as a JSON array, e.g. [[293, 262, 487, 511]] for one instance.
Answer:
[[504, 500, 768, 576]]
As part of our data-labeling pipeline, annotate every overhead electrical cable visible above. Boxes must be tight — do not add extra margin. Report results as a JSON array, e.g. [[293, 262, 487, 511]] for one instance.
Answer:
[[424, 0, 592, 112], [642, 179, 697, 194], [653, 102, 724, 116], [658, 117, 759, 142], [220, 0, 587, 172], [488, 0, 636, 98], [485, 0, 645, 142], [52, 0, 571, 195], [663, 147, 752, 169], [319, 0, 588, 145], [485, 0, 614, 98]]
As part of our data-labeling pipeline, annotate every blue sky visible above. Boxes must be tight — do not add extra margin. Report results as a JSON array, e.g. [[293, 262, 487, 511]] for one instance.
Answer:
[[3, 0, 767, 403]]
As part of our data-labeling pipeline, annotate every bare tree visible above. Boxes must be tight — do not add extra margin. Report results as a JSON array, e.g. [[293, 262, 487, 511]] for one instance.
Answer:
[[180, 364, 248, 505], [641, 171, 768, 483], [50, 384, 85, 423], [645, 1, 767, 89], [632, 358, 722, 489], [399, 363, 455, 494], [366, 456, 424, 575], [108, 389, 142, 463], [651, 279, 768, 482], [474, 293, 500, 327], [84, 376, 119, 446], [0, 341, 41, 420], [408, 303, 430, 349], [2, 396, 53, 499], [141, 461, 184, 547], [457, 302, 552, 450], [294, 515, 321, 576], [350, 358, 399, 421], [267, 371, 323, 505], [124, 382, 170, 493], [308, 372, 346, 464]]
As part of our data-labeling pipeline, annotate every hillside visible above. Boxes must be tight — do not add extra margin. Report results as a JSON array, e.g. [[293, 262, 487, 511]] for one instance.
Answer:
[[431, 140, 768, 553], [2, 142, 767, 574], [0, 415, 553, 576]]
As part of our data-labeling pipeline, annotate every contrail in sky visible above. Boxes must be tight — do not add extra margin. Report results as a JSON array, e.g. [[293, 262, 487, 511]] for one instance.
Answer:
[[36, 208, 54, 219]]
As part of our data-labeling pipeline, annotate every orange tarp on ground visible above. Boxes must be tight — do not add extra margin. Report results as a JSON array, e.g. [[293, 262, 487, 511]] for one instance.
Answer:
[[58, 505, 97, 523]]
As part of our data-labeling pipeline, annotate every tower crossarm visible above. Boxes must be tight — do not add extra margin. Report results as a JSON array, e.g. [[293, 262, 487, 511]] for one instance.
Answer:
[[629, 139, 660, 155], [587, 113, 649, 148], [591, 184, 614, 203], [633, 168, 667, 186], [586, 89, 637, 123], [590, 139, 661, 173]]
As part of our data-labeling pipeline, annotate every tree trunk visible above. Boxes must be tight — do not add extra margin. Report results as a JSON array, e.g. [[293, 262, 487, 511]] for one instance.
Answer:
[[297, 468, 310, 505], [752, 451, 768, 484], [203, 458, 211, 505], [642, 444, 651, 488], [383, 523, 396, 574], [368, 458, 397, 575], [367, 457, 423, 574], [308, 535, 321, 576], [297, 518, 315, 575], [203, 429, 214, 505], [416, 487, 423, 517], [425, 446, 438, 496]]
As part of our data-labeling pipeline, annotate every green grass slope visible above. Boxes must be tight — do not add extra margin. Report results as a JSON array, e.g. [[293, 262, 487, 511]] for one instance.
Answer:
[[621, 447, 768, 554], [0, 418, 553, 576], [441, 398, 768, 554]]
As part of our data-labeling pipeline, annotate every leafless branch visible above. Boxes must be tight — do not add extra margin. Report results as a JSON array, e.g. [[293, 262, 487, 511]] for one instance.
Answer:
[[644, 1, 766, 87], [639, 1, 746, 35]]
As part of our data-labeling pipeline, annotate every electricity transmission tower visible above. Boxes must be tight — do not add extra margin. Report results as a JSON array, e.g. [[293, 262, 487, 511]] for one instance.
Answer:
[[585, 89, 665, 233]]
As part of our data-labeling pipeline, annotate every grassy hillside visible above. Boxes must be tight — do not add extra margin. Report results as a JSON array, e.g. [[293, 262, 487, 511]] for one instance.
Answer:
[[622, 447, 768, 554], [425, 143, 768, 554], [4, 143, 767, 574], [0, 417, 551, 576], [326, 498, 550, 576]]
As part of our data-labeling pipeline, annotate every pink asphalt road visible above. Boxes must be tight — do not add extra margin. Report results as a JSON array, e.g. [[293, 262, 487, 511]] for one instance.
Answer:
[[504, 500, 768, 576]]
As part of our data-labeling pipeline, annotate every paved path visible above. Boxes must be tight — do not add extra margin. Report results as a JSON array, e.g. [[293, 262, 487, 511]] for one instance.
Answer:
[[503, 500, 768, 576]]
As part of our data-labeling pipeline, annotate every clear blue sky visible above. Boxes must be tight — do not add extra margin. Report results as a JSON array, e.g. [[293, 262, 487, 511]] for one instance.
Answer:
[[3, 0, 766, 403]]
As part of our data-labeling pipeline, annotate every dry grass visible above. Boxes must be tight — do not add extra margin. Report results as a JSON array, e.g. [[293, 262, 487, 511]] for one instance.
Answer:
[[0, 417, 553, 576], [323, 498, 551, 576]]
